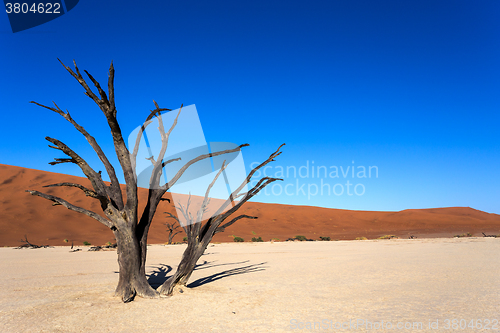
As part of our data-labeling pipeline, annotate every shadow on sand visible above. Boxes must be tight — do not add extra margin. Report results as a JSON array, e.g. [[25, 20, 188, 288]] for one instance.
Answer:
[[146, 260, 267, 289], [146, 264, 173, 289]]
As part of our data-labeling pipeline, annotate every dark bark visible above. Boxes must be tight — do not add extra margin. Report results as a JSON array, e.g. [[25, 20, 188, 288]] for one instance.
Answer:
[[159, 234, 208, 295], [114, 228, 157, 302], [165, 212, 183, 244]]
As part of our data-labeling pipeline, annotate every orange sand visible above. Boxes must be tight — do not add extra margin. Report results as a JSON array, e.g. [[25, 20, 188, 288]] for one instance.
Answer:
[[1, 164, 499, 247]]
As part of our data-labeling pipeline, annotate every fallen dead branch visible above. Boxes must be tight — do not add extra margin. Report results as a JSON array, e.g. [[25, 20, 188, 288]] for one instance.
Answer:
[[14, 235, 51, 249]]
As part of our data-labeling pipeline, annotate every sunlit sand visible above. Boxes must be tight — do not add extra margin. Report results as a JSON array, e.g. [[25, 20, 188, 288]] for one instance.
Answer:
[[1, 238, 499, 332]]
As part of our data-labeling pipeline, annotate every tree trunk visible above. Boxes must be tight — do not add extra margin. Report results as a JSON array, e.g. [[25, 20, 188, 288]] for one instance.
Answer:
[[114, 228, 158, 302], [136, 193, 158, 285], [158, 238, 207, 295]]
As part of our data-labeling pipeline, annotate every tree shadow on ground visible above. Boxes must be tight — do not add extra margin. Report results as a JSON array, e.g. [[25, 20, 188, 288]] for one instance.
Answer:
[[187, 261, 268, 288], [193, 259, 250, 271], [147, 264, 172, 288], [145, 260, 267, 289]]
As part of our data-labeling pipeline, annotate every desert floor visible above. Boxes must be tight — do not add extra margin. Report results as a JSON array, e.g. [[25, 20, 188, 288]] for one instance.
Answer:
[[1, 238, 499, 332]]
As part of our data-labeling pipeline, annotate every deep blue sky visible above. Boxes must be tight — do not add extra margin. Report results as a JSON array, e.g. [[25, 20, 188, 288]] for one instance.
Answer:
[[1, 0, 499, 213]]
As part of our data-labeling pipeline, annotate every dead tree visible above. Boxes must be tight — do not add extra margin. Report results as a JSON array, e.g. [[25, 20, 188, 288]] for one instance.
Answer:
[[15, 235, 51, 249], [26, 60, 248, 302], [158, 144, 284, 296], [164, 212, 183, 244]]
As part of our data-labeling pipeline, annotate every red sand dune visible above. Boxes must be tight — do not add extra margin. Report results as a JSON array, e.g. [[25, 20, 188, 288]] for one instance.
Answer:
[[1, 164, 499, 247]]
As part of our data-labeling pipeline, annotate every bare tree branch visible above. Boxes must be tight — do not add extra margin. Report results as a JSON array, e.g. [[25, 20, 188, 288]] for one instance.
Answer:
[[201, 176, 281, 240], [48, 158, 75, 165], [30, 100, 124, 209], [25, 190, 113, 229], [158, 143, 285, 296], [164, 212, 180, 224], [148, 104, 183, 189], [55, 59, 137, 212], [215, 215, 257, 234], [210, 144, 285, 218], [196, 144, 285, 241], [175, 195, 193, 228], [136, 144, 251, 239], [43, 182, 104, 199], [164, 213, 184, 244], [15, 235, 51, 249], [162, 157, 181, 168], [196, 161, 227, 225], [130, 103, 172, 174], [162, 144, 249, 191], [57, 58, 101, 105], [45, 137, 108, 197], [83, 69, 110, 106], [42, 182, 109, 211]]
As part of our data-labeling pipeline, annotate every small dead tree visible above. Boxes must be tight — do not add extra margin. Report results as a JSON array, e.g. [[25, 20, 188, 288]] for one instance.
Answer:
[[158, 145, 284, 296], [26, 60, 248, 302], [15, 235, 51, 249], [164, 212, 183, 244]]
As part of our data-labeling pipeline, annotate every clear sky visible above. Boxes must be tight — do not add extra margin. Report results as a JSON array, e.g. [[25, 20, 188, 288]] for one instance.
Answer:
[[1, 0, 499, 213]]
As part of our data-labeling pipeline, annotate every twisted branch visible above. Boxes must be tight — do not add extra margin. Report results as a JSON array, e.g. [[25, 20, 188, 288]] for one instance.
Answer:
[[215, 215, 257, 234], [30, 100, 124, 209], [25, 190, 113, 229], [54, 59, 137, 212]]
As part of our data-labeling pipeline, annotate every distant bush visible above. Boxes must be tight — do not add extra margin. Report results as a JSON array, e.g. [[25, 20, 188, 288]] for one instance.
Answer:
[[378, 235, 397, 239], [83, 241, 91, 246], [454, 232, 473, 238], [295, 235, 307, 241], [251, 236, 263, 242], [183, 237, 188, 242], [63, 239, 68, 243], [234, 237, 244, 242], [319, 236, 331, 241], [271, 238, 280, 242], [355, 237, 367, 240]]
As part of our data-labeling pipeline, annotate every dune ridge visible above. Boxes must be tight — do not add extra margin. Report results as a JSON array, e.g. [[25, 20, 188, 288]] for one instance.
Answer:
[[1, 164, 499, 247]]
